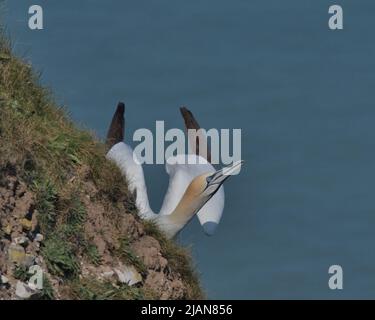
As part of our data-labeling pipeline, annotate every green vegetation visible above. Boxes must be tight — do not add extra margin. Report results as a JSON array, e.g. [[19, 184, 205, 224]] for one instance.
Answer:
[[85, 243, 102, 266], [13, 265, 30, 282], [69, 278, 154, 300], [144, 221, 204, 299], [0, 28, 203, 299], [32, 179, 58, 235], [118, 238, 147, 275], [39, 276, 55, 300], [41, 236, 80, 277]]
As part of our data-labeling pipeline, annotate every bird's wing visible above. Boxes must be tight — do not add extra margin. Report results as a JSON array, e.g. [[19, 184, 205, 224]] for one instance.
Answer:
[[106, 142, 155, 219], [106, 102, 125, 151], [179, 108, 224, 235], [160, 154, 224, 235], [105, 102, 155, 219], [180, 107, 211, 163]]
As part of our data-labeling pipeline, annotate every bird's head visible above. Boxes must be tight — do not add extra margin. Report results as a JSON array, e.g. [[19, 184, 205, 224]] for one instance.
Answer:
[[187, 160, 244, 203], [169, 160, 244, 236]]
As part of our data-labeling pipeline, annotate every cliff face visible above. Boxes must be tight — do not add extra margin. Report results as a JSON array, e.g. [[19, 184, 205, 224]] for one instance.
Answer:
[[0, 33, 203, 300]]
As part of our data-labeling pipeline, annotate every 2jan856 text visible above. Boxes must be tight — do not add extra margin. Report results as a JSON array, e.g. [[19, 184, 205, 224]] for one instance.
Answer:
[[140, 304, 233, 318]]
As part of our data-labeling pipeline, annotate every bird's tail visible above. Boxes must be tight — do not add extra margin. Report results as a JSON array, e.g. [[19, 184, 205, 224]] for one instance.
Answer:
[[106, 102, 125, 150]]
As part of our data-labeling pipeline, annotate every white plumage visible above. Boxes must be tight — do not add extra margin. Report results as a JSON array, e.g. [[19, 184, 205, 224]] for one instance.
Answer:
[[106, 143, 225, 236], [161, 154, 224, 235], [105, 103, 241, 238]]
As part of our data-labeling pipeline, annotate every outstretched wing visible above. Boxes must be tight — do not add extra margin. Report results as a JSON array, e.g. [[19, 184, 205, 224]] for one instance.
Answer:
[[106, 102, 125, 150], [178, 108, 225, 235], [105, 103, 154, 219], [180, 106, 211, 163]]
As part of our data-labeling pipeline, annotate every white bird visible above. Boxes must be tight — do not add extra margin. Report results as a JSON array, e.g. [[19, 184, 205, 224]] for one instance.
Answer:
[[161, 107, 225, 235], [159, 152, 224, 235], [105, 103, 242, 238]]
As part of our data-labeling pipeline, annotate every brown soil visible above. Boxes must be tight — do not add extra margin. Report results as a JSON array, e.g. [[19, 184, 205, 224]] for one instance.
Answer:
[[0, 168, 198, 300]]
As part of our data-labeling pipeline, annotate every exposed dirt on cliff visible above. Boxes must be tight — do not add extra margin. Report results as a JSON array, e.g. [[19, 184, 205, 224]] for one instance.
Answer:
[[0, 31, 203, 300], [0, 165, 201, 300]]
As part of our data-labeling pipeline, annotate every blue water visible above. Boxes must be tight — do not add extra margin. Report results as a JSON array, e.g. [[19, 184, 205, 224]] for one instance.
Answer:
[[3, 0, 375, 299]]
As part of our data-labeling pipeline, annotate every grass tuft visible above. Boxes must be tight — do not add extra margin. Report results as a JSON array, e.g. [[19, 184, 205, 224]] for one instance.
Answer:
[[117, 238, 147, 275], [13, 265, 30, 282], [0, 27, 203, 299], [39, 275, 55, 300], [32, 179, 59, 235], [41, 236, 80, 277], [85, 243, 102, 266], [144, 221, 205, 299], [68, 278, 156, 300]]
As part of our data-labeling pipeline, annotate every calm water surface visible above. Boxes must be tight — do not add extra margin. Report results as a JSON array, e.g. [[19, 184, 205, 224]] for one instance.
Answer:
[[4, 0, 375, 298]]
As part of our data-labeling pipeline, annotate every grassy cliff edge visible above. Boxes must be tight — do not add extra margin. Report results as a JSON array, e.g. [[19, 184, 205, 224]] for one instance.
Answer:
[[0, 32, 203, 300]]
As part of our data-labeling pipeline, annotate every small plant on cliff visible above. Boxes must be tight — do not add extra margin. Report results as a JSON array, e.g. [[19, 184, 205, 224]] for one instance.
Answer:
[[0, 26, 203, 299]]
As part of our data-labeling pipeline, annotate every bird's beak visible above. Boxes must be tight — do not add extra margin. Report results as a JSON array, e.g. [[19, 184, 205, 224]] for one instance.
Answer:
[[208, 160, 244, 187]]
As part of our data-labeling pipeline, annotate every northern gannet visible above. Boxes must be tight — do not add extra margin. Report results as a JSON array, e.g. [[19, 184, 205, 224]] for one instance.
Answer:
[[106, 103, 243, 238]]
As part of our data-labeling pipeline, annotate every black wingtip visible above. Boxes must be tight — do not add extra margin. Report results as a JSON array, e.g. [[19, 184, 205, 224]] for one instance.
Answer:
[[179, 106, 212, 163], [179, 106, 192, 119], [180, 106, 199, 130], [106, 102, 125, 150], [116, 102, 125, 115], [180, 106, 188, 113]]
